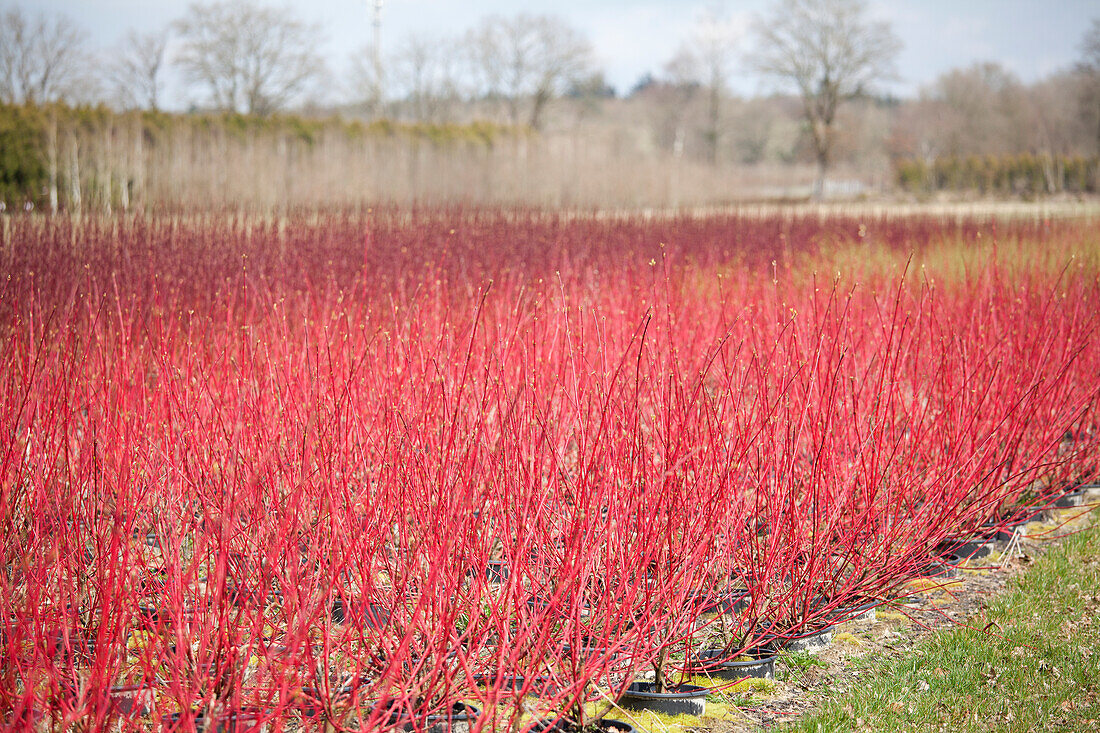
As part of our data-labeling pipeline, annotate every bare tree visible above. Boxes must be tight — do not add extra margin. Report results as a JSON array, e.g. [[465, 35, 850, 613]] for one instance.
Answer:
[[630, 72, 698, 159], [108, 29, 170, 111], [466, 14, 593, 130], [173, 0, 327, 115], [1077, 18, 1100, 153], [888, 95, 943, 163], [1027, 73, 1093, 190], [667, 5, 744, 164], [386, 34, 464, 123], [751, 0, 900, 197], [927, 62, 1028, 156], [348, 44, 384, 116], [0, 7, 89, 104]]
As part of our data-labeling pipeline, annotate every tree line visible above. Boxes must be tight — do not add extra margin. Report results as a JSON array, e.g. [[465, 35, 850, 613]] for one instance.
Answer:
[[896, 154, 1099, 196], [2, 0, 1099, 205]]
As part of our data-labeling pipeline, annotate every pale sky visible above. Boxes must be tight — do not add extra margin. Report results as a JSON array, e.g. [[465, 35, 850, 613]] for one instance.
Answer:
[[12, 0, 1099, 106]]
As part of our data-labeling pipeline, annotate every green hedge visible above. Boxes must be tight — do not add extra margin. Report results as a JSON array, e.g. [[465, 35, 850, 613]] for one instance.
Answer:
[[0, 105, 48, 206], [896, 154, 1100, 195], [0, 103, 518, 208]]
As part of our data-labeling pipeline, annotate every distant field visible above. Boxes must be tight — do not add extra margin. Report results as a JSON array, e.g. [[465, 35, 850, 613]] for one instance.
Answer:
[[609, 197, 1100, 222]]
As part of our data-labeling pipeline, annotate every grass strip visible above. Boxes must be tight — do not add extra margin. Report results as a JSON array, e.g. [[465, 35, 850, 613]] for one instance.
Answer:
[[787, 518, 1100, 732]]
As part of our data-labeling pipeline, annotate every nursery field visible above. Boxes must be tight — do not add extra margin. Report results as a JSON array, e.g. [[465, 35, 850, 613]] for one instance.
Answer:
[[1, 210, 1099, 732]]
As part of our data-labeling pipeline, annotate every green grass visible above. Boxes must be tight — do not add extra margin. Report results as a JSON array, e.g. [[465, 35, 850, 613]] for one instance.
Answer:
[[786, 519, 1100, 732], [776, 649, 831, 688], [783, 651, 830, 672]]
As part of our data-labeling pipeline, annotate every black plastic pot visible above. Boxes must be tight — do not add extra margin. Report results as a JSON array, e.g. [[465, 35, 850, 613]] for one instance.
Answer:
[[919, 554, 961, 579], [397, 702, 481, 733], [718, 588, 751, 615], [473, 673, 555, 697], [139, 567, 169, 593], [1003, 505, 1045, 526], [50, 630, 97, 659], [293, 684, 355, 719], [331, 598, 389, 628], [485, 562, 509, 583], [228, 583, 281, 608], [937, 537, 995, 561], [684, 587, 725, 613], [137, 604, 196, 632], [560, 645, 610, 662], [827, 600, 879, 623], [686, 647, 777, 680], [981, 507, 1042, 542], [131, 526, 159, 547], [532, 717, 635, 733], [619, 682, 708, 716], [291, 690, 325, 721], [524, 595, 554, 613], [988, 525, 1023, 543], [525, 595, 548, 610], [1054, 488, 1088, 508], [778, 624, 835, 652], [161, 708, 265, 732], [138, 605, 163, 628], [561, 636, 614, 661], [108, 685, 151, 718]]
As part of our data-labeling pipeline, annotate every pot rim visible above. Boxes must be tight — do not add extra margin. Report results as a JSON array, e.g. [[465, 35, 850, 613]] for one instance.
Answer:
[[622, 681, 709, 699], [685, 647, 778, 670], [532, 716, 635, 733]]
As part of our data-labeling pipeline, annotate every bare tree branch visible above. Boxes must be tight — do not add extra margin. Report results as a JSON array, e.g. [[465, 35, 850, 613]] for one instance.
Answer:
[[0, 7, 89, 104], [173, 0, 327, 115], [667, 5, 744, 164], [385, 34, 464, 123], [1077, 18, 1100, 153], [465, 14, 593, 130], [751, 0, 900, 197], [108, 29, 170, 111]]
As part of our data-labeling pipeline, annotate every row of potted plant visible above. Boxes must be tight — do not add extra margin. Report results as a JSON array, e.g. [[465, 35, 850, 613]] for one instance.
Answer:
[[4, 213, 1099, 729]]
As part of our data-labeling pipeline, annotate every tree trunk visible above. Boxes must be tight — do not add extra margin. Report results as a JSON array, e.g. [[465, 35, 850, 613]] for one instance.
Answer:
[[68, 134, 81, 213], [653, 647, 669, 693], [812, 154, 827, 201], [1095, 101, 1100, 156], [529, 89, 550, 131], [507, 96, 520, 127], [47, 115, 59, 213], [706, 84, 720, 166], [809, 116, 831, 201], [102, 123, 113, 216], [131, 116, 144, 212]]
